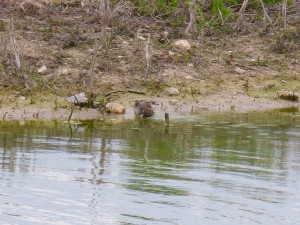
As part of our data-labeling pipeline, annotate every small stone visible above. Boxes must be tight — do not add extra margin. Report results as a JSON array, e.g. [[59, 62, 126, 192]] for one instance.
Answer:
[[174, 40, 191, 50], [61, 68, 70, 75], [105, 102, 126, 114], [169, 100, 178, 105], [185, 75, 194, 80], [235, 67, 246, 74], [188, 63, 194, 67], [19, 96, 26, 101], [138, 36, 146, 41], [291, 59, 298, 64], [166, 87, 180, 96], [168, 50, 175, 56], [281, 80, 287, 83], [37, 65, 47, 74]]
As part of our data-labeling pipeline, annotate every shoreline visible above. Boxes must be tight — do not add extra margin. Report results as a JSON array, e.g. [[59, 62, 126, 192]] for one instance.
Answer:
[[1, 93, 299, 121]]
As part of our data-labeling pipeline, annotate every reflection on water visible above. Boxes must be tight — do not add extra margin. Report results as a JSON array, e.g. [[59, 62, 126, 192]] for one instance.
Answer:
[[0, 111, 300, 225]]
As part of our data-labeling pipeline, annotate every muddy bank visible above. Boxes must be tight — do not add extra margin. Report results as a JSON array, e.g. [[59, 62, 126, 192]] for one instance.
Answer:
[[0, 91, 299, 121]]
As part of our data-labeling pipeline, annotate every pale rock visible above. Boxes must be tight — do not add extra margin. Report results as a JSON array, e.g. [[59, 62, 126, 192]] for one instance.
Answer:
[[138, 36, 146, 41], [235, 67, 246, 74], [105, 102, 126, 114], [174, 40, 191, 50], [185, 75, 194, 80], [291, 59, 298, 64], [38, 65, 47, 74], [66, 92, 88, 104], [19, 96, 26, 101], [166, 87, 180, 96], [61, 68, 70, 75], [169, 100, 178, 105], [168, 50, 175, 56]]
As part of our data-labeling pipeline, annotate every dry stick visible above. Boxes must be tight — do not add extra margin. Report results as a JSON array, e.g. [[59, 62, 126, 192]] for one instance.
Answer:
[[282, 0, 287, 33], [185, 0, 197, 37], [144, 34, 151, 82], [3, 112, 8, 121], [258, 0, 278, 37], [89, 37, 100, 92], [134, 28, 142, 52], [68, 107, 74, 122], [99, 0, 111, 45], [9, 19, 30, 90], [237, 0, 249, 23], [3, 38, 8, 65], [104, 90, 146, 97], [9, 20, 20, 71]]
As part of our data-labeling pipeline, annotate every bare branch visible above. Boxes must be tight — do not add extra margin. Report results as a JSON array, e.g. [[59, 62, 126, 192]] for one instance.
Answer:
[[144, 34, 151, 82]]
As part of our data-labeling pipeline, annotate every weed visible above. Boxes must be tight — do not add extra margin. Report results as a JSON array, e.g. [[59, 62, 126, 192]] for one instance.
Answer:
[[264, 83, 277, 92], [0, 20, 6, 31], [253, 55, 271, 67]]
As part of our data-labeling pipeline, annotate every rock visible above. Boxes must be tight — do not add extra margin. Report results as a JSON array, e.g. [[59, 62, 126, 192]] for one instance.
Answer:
[[174, 40, 191, 50], [169, 100, 178, 105], [105, 102, 126, 114], [185, 75, 194, 80], [37, 65, 47, 74], [61, 68, 70, 75], [168, 50, 175, 56], [166, 87, 180, 96], [138, 36, 146, 41], [66, 92, 88, 104], [19, 96, 26, 101], [188, 63, 194, 67], [235, 67, 246, 74]]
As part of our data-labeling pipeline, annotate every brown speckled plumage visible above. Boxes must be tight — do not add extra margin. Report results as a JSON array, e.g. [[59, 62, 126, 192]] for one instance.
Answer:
[[134, 100, 155, 117]]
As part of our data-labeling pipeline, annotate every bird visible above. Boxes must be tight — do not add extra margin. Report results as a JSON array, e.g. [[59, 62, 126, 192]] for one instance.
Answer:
[[134, 100, 155, 117]]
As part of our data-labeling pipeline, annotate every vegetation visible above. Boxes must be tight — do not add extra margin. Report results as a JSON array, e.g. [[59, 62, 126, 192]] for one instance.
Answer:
[[0, 0, 299, 110]]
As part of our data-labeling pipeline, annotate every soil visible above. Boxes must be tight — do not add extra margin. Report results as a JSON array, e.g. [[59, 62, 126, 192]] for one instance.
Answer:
[[0, 2, 299, 121]]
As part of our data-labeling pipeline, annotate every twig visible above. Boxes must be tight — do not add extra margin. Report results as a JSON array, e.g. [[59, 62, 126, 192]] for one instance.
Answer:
[[282, 0, 287, 33], [104, 90, 146, 97], [144, 34, 151, 82], [236, 0, 249, 24], [68, 107, 73, 122], [9, 19, 30, 90], [3, 112, 8, 120], [185, 0, 197, 37], [9, 19, 20, 71], [234, 63, 258, 71]]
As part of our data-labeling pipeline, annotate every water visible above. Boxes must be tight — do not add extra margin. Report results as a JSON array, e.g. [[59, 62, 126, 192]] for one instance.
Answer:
[[0, 110, 300, 225]]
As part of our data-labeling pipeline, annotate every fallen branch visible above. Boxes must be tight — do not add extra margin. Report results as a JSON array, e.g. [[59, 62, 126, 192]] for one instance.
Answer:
[[234, 63, 259, 71], [104, 90, 146, 97], [9, 19, 30, 90], [144, 34, 151, 81]]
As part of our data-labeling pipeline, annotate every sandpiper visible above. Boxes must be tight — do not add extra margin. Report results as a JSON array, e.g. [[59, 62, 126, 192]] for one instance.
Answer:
[[134, 100, 155, 117]]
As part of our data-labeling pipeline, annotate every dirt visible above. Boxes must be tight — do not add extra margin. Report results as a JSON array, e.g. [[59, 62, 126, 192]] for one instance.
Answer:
[[0, 2, 299, 121]]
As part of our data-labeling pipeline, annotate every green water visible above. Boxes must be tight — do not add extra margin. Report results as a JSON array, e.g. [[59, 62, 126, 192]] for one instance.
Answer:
[[0, 110, 300, 225]]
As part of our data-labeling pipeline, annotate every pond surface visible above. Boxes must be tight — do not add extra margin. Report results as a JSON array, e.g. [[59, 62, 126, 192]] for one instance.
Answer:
[[1, 110, 300, 225]]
